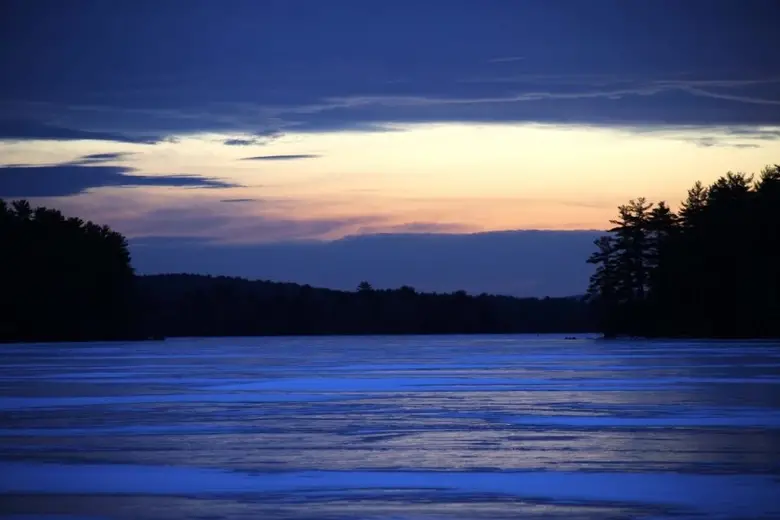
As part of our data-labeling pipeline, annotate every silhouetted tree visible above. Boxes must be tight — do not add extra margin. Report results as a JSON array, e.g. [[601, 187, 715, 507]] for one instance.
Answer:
[[587, 164, 780, 338], [0, 199, 135, 342], [586, 236, 620, 336]]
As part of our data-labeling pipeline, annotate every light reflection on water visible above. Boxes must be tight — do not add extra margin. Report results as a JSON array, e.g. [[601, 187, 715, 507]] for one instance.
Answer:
[[1, 335, 779, 519]]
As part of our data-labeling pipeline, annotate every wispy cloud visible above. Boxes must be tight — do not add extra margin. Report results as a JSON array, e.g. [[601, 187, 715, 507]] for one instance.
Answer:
[[724, 128, 780, 140], [223, 138, 264, 146], [355, 222, 472, 234], [620, 124, 780, 141], [223, 133, 281, 146], [684, 136, 763, 148], [72, 152, 136, 164], [303, 77, 780, 114], [118, 206, 380, 243], [241, 154, 321, 161], [679, 86, 780, 106], [281, 86, 668, 116], [220, 198, 259, 203], [488, 56, 525, 63]]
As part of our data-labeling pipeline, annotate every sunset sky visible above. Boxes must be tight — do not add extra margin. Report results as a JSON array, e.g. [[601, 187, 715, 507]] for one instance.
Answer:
[[1, 0, 779, 295]]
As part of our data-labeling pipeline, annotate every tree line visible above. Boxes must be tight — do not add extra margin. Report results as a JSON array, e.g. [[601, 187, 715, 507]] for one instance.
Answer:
[[587, 164, 780, 338], [0, 198, 592, 342], [136, 274, 591, 337]]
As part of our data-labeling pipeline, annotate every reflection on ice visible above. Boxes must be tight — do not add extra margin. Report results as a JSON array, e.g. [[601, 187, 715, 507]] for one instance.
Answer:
[[502, 411, 780, 428]]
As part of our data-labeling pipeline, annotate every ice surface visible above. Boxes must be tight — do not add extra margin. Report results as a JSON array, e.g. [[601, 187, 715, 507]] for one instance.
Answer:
[[1, 335, 779, 519], [1, 461, 779, 518]]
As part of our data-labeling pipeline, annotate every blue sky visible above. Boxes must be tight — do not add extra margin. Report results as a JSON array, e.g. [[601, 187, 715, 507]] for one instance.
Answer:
[[1, 0, 779, 295]]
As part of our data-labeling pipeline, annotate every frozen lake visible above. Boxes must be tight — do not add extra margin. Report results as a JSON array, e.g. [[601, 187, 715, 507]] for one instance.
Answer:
[[1, 335, 779, 519]]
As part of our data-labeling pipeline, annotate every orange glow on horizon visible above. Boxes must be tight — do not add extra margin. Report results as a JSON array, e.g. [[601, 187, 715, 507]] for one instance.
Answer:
[[2, 122, 778, 242]]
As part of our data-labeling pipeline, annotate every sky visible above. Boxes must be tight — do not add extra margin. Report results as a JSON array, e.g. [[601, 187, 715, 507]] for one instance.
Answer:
[[1, 0, 779, 296]]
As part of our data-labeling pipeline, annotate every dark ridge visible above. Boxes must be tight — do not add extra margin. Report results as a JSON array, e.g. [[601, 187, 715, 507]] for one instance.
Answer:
[[0, 198, 593, 343]]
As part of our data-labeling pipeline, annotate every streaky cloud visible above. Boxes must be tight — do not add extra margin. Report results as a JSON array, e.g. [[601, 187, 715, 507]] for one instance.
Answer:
[[122, 207, 378, 243], [300, 77, 780, 114], [681, 86, 780, 106], [356, 222, 472, 234], [220, 198, 259, 203], [724, 128, 780, 140], [241, 154, 321, 161], [223, 138, 262, 146], [488, 56, 525, 63], [684, 137, 763, 149], [73, 152, 136, 164], [223, 133, 281, 146], [605, 124, 780, 147]]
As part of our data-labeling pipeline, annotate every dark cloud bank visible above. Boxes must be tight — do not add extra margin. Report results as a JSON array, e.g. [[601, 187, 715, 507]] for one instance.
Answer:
[[1, 1, 779, 143], [0, 119, 164, 144], [130, 230, 601, 297], [0, 163, 239, 197]]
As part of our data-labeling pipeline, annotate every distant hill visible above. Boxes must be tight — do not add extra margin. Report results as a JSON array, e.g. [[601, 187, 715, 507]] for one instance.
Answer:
[[134, 274, 595, 338]]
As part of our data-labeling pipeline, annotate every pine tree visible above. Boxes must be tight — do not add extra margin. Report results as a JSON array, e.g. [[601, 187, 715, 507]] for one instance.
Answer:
[[586, 236, 619, 335], [589, 165, 780, 339]]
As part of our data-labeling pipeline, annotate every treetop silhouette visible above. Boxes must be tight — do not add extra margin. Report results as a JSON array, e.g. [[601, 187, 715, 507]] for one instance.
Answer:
[[587, 164, 780, 338]]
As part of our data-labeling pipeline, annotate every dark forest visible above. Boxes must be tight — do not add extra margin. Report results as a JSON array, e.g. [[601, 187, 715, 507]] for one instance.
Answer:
[[587, 164, 780, 338]]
